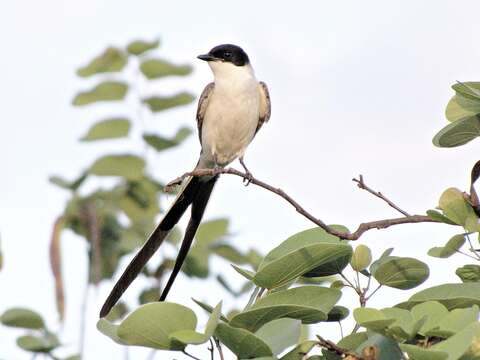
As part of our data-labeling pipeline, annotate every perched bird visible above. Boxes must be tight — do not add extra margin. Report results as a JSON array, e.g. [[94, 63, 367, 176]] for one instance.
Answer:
[[100, 44, 271, 318]]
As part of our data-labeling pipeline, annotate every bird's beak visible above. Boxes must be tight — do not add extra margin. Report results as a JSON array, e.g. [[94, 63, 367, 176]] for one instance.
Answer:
[[197, 53, 217, 62]]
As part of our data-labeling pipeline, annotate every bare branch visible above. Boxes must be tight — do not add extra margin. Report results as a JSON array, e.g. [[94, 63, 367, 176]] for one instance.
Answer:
[[353, 175, 411, 216], [165, 168, 439, 241]]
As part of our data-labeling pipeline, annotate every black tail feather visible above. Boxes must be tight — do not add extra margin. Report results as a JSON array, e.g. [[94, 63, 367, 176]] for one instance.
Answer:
[[159, 176, 217, 301], [99, 176, 207, 318]]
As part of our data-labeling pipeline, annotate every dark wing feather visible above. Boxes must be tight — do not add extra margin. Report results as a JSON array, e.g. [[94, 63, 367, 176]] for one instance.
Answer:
[[196, 82, 215, 143], [255, 81, 271, 135]]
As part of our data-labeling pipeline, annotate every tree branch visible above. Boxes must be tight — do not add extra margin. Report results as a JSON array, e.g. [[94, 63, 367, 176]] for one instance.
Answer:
[[353, 175, 411, 216], [165, 168, 439, 241], [316, 335, 364, 359]]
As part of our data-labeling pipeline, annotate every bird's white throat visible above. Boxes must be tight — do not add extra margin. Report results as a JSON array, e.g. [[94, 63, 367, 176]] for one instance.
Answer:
[[208, 61, 256, 89]]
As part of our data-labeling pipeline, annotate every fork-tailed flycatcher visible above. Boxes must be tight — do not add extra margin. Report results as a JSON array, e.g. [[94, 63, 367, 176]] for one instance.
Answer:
[[100, 44, 271, 318]]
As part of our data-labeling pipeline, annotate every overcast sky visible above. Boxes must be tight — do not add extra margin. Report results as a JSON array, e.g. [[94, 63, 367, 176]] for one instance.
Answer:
[[1, 0, 480, 359]]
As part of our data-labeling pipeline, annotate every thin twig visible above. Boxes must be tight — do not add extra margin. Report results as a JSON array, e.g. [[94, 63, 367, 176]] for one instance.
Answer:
[[465, 233, 480, 260], [208, 338, 215, 360], [365, 284, 383, 301], [214, 337, 225, 360], [165, 168, 438, 241], [353, 175, 411, 216], [182, 349, 201, 360], [316, 335, 364, 359]]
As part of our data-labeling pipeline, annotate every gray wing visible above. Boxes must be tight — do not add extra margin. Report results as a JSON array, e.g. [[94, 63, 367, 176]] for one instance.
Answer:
[[196, 82, 215, 144], [256, 81, 271, 135]]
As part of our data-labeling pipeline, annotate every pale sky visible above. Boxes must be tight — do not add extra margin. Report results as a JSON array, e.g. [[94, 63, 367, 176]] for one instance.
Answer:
[[1, 0, 480, 359]]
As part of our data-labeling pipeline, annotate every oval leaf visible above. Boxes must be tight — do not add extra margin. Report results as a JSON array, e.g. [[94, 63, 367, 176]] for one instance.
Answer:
[[143, 92, 195, 112], [127, 39, 160, 56], [373, 257, 429, 290], [215, 323, 273, 358], [81, 118, 131, 141], [89, 154, 145, 180], [350, 245, 372, 271], [77, 47, 127, 77], [0, 308, 44, 329], [140, 58, 192, 79], [72, 81, 128, 106], [433, 115, 480, 148]]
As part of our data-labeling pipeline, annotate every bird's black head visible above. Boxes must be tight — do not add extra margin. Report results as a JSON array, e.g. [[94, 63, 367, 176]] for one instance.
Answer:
[[197, 44, 249, 66]]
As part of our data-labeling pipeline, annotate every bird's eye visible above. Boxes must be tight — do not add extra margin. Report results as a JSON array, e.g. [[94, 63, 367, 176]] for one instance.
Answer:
[[224, 51, 232, 58]]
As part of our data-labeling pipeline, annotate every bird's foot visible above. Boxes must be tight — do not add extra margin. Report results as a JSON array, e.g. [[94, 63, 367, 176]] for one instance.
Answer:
[[239, 157, 253, 186], [212, 165, 223, 176]]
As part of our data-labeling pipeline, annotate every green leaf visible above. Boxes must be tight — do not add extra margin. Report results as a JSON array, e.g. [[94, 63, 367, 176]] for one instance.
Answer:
[[212, 244, 248, 264], [126, 39, 160, 55], [427, 210, 457, 225], [232, 265, 255, 280], [433, 115, 480, 148], [255, 318, 301, 355], [49, 172, 88, 192], [280, 340, 317, 360], [196, 218, 229, 246], [353, 308, 396, 332], [105, 302, 128, 322], [439, 188, 479, 230], [428, 234, 466, 258], [143, 92, 195, 112], [138, 287, 159, 305], [140, 58, 192, 79], [411, 301, 449, 336], [350, 245, 372, 271], [16, 333, 60, 353], [89, 154, 145, 180], [453, 82, 480, 101], [456, 264, 480, 282], [355, 333, 403, 360], [97, 318, 124, 344], [115, 302, 197, 350], [426, 305, 479, 338], [0, 308, 45, 329], [326, 306, 349, 322], [72, 81, 128, 106], [372, 256, 429, 290], [169, 302, 222, 345], [192, 298, 230, 322], [215, 323, 273, 358], [254, 227, 352, 288], [77, 47, 127, 77], [229, 286, 341, 332], [142, 127, 192, 152], [445, 95, 480, 122], [80, 118, 131, 141], [396, 283, 480, 310]]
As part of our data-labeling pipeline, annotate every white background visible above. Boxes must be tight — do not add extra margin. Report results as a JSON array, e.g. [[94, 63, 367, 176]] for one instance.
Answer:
[[1, 1, 480, 359]]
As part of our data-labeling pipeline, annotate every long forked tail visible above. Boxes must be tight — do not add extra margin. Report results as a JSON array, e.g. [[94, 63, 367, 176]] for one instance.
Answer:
[[99, 175, 218, 318]]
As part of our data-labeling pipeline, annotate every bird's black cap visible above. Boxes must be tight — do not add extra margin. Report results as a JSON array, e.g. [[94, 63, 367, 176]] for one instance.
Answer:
[[197, 44, 249, 66]]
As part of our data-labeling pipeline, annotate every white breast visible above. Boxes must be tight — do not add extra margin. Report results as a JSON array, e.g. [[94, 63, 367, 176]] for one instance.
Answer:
[[201, 62, 260, 167]]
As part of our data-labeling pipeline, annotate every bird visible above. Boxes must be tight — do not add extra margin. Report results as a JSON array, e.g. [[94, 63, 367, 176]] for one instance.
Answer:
[[99, 44, 271, 318]]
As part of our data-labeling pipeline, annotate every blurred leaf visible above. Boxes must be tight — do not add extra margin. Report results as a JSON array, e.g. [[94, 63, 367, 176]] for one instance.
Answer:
[[143, 127, 192, 152], [119, 178, 160, 221], [143, 92, 195, 112], [89, 154, 145, 180], [80, 118, 131, 141], [49, 172, 88, 192], [0, 308, 45, 329], [0, 237, 3, 271], [326, 306, 349, 322], [105, 302, 128, 322], [72, 81, 128, 106], [139, 287, 160, 305], [63, 355, 81, 360], [254, 227, 352, 288], [216, 274, 253, 296], [350, 244, 372, 271], [215, 323, 273, 358], [196, 218, 229, 245], [280, 340, 317, 360], [445, 95, 480, 122], [212, 244, 248, 264], [396, 283, 480, 310], [456, 264, 480, 282], [16, 333, 60, 353], [428, 234, 466, 258], [49, 217, 65, 321], [127, 39, 160, 55], [255, 319, 301, 355], [372, 256, 429, 290], [433, 115, 480, 148], [140, 58, 192, 79], [229, 286, 341, 332], [77, 47, 127, 77]]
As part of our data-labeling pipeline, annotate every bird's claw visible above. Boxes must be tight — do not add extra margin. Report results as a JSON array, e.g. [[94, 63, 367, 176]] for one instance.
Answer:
[[242, 171, 253, 186]]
